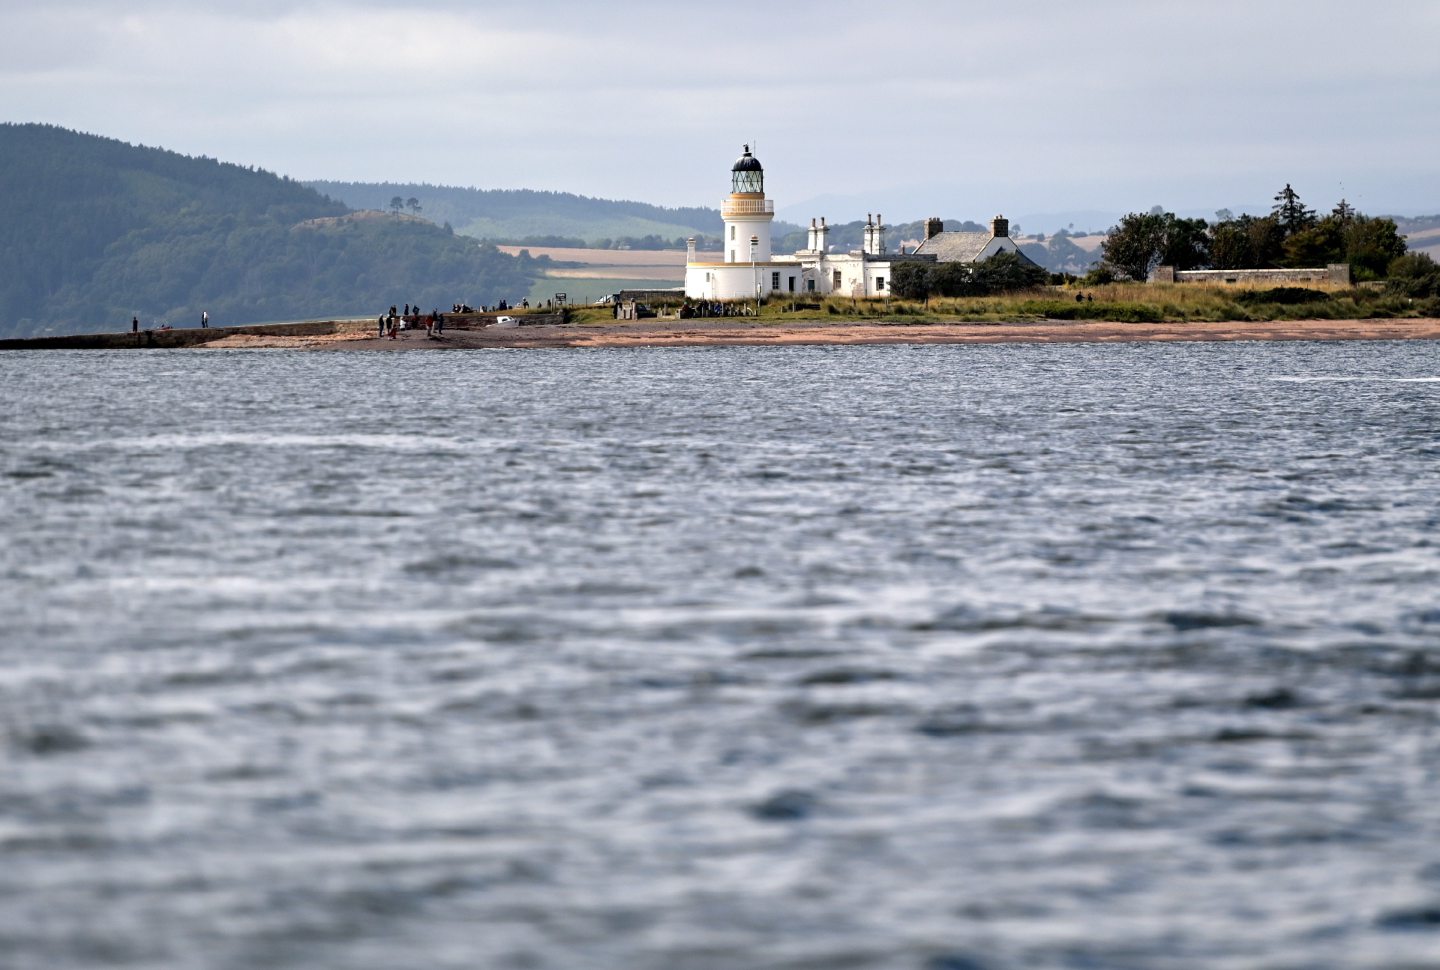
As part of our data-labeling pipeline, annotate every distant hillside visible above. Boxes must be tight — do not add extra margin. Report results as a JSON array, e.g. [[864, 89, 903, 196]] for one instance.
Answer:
[[308, 181, 731, 248], [0, 124, 537, 337]]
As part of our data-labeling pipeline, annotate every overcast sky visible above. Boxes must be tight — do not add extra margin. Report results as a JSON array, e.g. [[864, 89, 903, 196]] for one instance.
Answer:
[[3, 0, 1437, 228]]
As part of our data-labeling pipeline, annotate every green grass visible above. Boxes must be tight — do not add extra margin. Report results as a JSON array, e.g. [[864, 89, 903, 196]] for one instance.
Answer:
[[547, 282, 1438, 327], [730, 282, 1434, 324]]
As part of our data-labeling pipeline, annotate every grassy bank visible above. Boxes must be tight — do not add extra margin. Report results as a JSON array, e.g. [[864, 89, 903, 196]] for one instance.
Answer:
[[563, 282, 1440, 326]]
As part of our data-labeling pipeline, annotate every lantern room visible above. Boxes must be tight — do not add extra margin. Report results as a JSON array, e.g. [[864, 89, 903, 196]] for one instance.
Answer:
[[731, 145, 764, 195]]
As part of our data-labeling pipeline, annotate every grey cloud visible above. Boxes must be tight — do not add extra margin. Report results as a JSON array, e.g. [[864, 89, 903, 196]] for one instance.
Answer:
[[1, 0, 1436, 216]]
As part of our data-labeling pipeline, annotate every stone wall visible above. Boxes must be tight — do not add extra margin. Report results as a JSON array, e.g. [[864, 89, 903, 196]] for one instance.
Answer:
[[0, 319, 372, 351], [1152, 264, 1351, 285]]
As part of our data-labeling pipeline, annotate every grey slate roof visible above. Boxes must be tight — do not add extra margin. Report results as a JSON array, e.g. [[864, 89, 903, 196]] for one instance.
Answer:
[[911, 231, 993, 263]]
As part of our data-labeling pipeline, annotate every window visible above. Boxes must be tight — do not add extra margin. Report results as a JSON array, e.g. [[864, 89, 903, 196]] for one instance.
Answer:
[[807, 279, 816, 293], [876, 277, 886, 290], [730, 226, 735, 241], [832, 270, 842, 288], [730, 250, 735, 263], [771, 272, 780, 290]]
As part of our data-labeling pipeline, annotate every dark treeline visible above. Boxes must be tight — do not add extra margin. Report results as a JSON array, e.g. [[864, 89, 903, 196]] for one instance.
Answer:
[[0, 124, 538, 337], [1096, 185, 1411, 283], [309, 180, 725, 246]]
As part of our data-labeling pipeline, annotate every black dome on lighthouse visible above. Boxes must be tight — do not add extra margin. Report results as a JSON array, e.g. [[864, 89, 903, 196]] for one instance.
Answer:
[[730, 144, 764, 194], [732, 144, 763, 172]]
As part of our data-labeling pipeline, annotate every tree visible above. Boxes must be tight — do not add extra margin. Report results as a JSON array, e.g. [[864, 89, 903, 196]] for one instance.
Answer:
[[405, 197, 421, 216], [1344, 216, 1407, 278], [1283, 217, 1346, 268], [971, 250, 1049, 292], [1160, 216, 1211, 271], [889, 261, 931, 300], [1272, 183, 1316, 236], [930, 261, 974, 297], [1331, 199, 1355, 223], [1210, 214, 1284, 270], [1101, 212, 1169, 281], [1387, 252, 1440, 297], [1100, 212, 1207, 280], [389, 195, 404, 216]]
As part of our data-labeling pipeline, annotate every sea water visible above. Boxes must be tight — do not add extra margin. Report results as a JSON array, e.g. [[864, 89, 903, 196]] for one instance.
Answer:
[[2, 341, 1439, 969]]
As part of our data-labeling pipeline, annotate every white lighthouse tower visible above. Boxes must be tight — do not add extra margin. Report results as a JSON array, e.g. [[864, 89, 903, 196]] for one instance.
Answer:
[[686, 145, 800, 301], [723, 144, 773, 264]]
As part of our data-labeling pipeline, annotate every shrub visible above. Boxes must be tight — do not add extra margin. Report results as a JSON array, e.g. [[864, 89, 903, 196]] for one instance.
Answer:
[[1387, 253, 1440, 298], [1016, 299, 1079, 320], [1106, 303, 1165, 323], [1236, 287, 1331, 306]]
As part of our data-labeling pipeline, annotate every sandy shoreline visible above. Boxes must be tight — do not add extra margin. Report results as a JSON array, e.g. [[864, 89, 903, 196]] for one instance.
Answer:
[[195, 317, 1440, 350]]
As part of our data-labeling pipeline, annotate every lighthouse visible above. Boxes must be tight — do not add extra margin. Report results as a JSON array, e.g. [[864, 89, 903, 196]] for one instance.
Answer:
[[723, 145, 773, 264], [683, 144, 1036, 303]]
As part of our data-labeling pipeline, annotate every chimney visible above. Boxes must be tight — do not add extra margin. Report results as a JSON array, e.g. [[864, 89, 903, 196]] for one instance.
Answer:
[[990, 215, 1009, 238], [925, 217, 943, 240], [686, 236, 696, 262], [864, 213, 886, 256], [817, 216, 829, 253]]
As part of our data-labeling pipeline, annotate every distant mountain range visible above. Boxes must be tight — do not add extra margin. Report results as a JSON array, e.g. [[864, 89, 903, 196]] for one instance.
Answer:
[[0, 124, 537, 337]]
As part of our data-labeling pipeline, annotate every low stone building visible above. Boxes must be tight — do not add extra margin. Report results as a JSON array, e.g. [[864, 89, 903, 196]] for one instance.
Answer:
[[1151, 264, 1352, 285]]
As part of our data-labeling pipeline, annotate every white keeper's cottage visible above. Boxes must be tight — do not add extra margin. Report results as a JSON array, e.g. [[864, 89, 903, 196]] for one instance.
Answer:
[[684, 145, 1033, 301]]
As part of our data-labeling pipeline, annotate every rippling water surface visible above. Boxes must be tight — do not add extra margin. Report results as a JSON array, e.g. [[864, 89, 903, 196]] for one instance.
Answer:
[[3, 342, 1440, 969]]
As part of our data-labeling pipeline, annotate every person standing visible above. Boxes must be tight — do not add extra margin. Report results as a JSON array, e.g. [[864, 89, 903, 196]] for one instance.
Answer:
[[131, 315, 138, 334], [201, 309, 209, 328]]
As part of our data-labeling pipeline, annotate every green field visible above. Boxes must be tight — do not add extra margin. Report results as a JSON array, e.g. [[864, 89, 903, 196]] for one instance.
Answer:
[[524, 277, 683, 307]]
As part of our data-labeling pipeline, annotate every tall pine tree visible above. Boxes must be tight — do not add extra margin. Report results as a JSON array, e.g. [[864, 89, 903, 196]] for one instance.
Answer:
[[1272, 184, 1316, 236]]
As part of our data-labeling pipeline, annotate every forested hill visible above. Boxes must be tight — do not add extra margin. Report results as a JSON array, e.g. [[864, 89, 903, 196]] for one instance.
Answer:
[[309, 181, 725, 246], [0, 124, 537, 337]]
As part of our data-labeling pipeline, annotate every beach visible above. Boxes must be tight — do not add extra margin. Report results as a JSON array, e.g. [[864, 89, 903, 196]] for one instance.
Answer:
[[193, 316, 1440, 350]]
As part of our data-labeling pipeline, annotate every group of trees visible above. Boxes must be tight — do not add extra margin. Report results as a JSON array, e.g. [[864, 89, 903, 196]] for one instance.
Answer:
[[1099, 185, 1409, 281], [311, 180, 720, 247], [889, 251, 1050, 300]]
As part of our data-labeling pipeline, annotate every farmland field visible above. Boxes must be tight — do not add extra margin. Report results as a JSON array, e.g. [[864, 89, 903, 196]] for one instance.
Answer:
[[503, 246, 706, 305]]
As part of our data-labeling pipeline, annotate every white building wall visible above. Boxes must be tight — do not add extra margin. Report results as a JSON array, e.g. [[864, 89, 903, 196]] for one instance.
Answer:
[[979, 237, 1021, 260], [685, 262, 802, 301], [723, 215, 772, 264]]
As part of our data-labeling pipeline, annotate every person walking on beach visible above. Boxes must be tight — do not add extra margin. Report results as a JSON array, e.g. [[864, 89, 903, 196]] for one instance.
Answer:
[[378, 314, 386, 338]]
